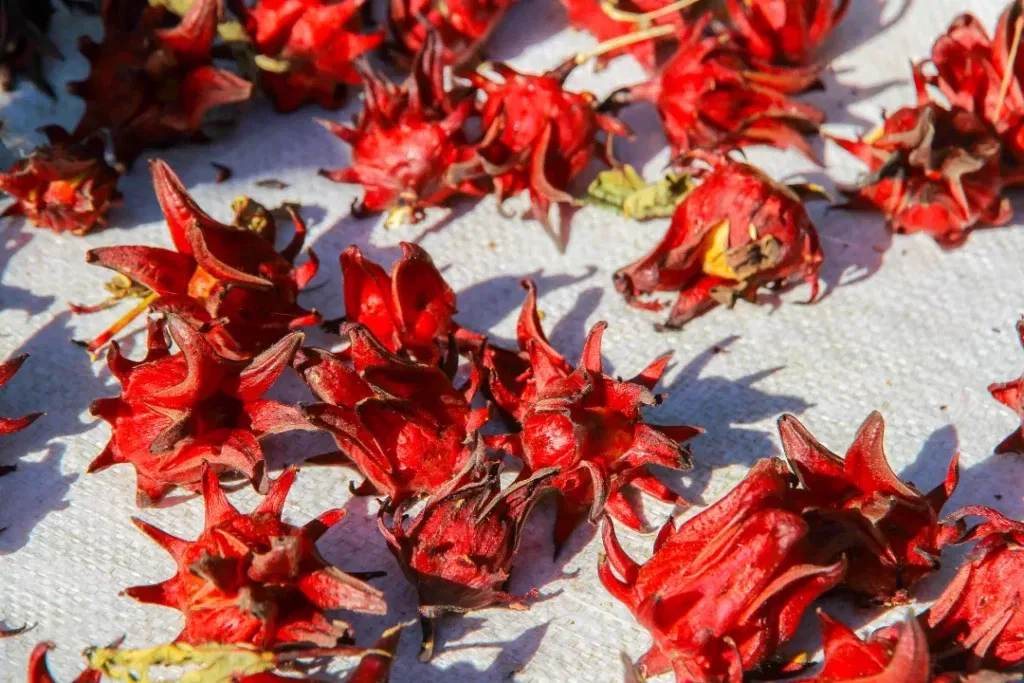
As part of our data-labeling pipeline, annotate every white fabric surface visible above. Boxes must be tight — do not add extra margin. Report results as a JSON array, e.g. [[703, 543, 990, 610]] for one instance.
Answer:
[[2, 0, 1024, 680]]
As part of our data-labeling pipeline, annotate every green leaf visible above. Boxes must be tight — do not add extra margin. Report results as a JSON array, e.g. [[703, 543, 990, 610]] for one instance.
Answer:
[[586, 165, 694, 221]]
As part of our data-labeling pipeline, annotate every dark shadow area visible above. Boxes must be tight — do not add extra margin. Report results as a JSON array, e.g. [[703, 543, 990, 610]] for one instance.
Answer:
[[654, 336, 813, 504], [0, 222, 56, 315], [0, 311, 113, 553], [828, 0, 915, 66]]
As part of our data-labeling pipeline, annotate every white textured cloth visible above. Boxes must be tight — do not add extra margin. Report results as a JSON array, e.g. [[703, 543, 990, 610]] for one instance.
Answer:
[[2, 0, 1024, 680]]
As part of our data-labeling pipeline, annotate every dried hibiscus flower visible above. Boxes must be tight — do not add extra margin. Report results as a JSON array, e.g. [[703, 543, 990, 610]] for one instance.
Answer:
[[70, 0, 253, 165], [487, 281, 700, 546], [378, 447, 555, 660], [600, 459, 847, 681], [127, 465, 386, 647], [319, 34, 485, 228], [80, 159, 320, 360], [0, 0, 61, 97], [724, 0, 851, 70], [923, 506, 1024, 674], [89, 315, 309, 506], [795, 611, 931, 683], [337, 243, 457, 364], [614, 154, 825, 329], [389, 0, 513, 66], [830, 68, 1013, 247], [0, 353, 42, 476], [989, 317, 1024, 455], [603, 15, 824, 159], [236, 0, 384, 112], [779, 412, 964, 604], [0, 126, 121, 235], [296, 323, 489, 502], [468, 56, 632, 246]]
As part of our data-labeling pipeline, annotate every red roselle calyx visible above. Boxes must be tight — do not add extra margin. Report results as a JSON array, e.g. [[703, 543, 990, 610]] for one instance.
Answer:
[[614, 154, 825, 329], [0, 126, 121, 235], [486, 280, 700, 546], [989, 317, 1024, 455], [794, 611, 931, 683], [27, 642, 100, 683], [923, 506, 1024, 674], [468, 55, 632, 247], [389, 0, 514, 66], [600, 459, 847, 681], [319, 34, 485, 228], [830, 67, 1013, 248], [337, 243, 458, 364], [126, 466, 387, 648], [69, 0, 253, 166], [79, 159, 320, 360], [296, 323, 489, 502], [237, 0, 384, 112], [779, 412, 964, 604], [0, 0, 61, 98], [89, 315, 310, 506], [0, 354, 42, 476], [377, 447, 556, 660], [725, 0, 851, 69], [602, 15, 824, 159]]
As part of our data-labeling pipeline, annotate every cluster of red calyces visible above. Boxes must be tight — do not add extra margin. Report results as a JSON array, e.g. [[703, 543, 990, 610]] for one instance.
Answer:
[[80, 160, 319, 360], [603, 411, 965, 680], [615, 153, 825, 328], [127, 466, 386, 647], [0, 127, 122, 234], [233, 0, 384, 112], [70, 0, 253, 166]]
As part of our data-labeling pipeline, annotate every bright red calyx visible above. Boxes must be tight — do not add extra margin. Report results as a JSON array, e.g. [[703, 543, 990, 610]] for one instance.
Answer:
[[605, 15, 824, 159], [779, 412, 964, 604], [126, 466, 386, 647], [0, 126, 121, 235], [795, 611, 931, 683], [614, 155, 824, 329], [238, 0, 384, 112], [725, 0, 850, 69], [556, 0, 689, 72], [69, 0, 253, 166], [338, 243, 457, 364], [989, 318, 1024, 455], [487, 280, 699, 546], [319, 34, 485, 227], [296, 323, 489, 502], [89, 315, 310, 506], [27, 642, 100, 683], [924, 506, 1024, 674], [81, 159, 320, 360], [830, 68, 1013, 248], [468, 59, 630, 244], [377, 448, 555, 660], [600, 459, 847, 682], [389, 0, 514, 65], [0, 353, 42, 476]]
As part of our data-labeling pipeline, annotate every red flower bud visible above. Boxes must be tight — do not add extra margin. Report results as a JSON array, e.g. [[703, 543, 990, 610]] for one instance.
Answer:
[[488, 281, 699, 545], [240, 0, 384, 112], [377, 448, 555, 660], [795, 611, 931, 683], [297, 323, 489, 502], [724, 0, 850, 69], [989, 318, 1024, 455], [89, 315, 310, 506], [779, 412, 964, 604], [338, 243, 457, 364], [126, 466, 386, 648], [924, 506, 1024, 673], [614, 155, 824, 329], [600, 459, 846, 681], [605, 16, 824, 159], [319, 34, 486, 227], [82, 160, 320, 360], [0, 127, 121, 234], [830, 68, 1012, 248], [69, 0, 253, 165], [389, 0, 514, 65]]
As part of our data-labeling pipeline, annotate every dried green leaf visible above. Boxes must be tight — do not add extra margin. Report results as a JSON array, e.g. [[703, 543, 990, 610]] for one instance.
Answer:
[[86, 642, 277, 683], [586, 165, 694, 220]]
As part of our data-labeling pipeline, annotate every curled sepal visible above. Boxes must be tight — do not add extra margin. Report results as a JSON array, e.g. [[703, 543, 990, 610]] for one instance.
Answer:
[[989, 318, 1024, 455]]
